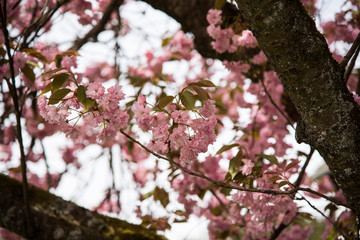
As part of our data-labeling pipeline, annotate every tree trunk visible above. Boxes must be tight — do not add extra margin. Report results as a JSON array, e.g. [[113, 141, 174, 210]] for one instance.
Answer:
[[0, 174, 166, 240], [142, 0, 360, 213]]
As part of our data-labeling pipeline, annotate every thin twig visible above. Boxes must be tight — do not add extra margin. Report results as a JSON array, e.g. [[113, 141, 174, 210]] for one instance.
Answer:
[[294, 147, 315, 187], [269, 220, 292, 240], [357, 214, 360, 240], [19, 0, 71, 50], [119, 129, 355, 211], [40, 140, 52, 190], [209, 189, 229, 214], [297, 186, 351, 209], [260, 79, 295, 129], [297, 195, 351, 240], [70, 0, 124, 51], [109, 148, 116, 189], [341, 32, 360, 69], [0, 2, 32, 236], [345, 44, 360, 83]]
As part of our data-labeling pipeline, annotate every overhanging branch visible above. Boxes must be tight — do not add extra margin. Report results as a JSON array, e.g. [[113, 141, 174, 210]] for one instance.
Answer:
[[0, 174, 166, 240]]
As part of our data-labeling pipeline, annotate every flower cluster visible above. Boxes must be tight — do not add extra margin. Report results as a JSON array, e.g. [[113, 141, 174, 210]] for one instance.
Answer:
[[135, 95, 217, 163], [206, 9, 258, 53], [38, 81, 129, 144]]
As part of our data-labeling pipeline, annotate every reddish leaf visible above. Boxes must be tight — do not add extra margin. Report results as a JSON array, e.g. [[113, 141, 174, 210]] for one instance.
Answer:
[[285, 160, 301, 172]]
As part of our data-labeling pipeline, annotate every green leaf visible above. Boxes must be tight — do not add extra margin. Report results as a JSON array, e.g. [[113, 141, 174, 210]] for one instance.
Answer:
[[162, 37, 173, 47], [266, 176, 282, 183], [54, 50, 80, 58], [285, 160, 301, 172], [129, 76, 148, 87], [229, 154, 242, 180], [174, 210, 186, 216], [192, 86, 209, 101], [37, 82, 53, 97], [42, 68, 66, 79], [76, 85, 87, 102], [232, 172, 247, 183], [216, 143, 239, 155], [48, 88, 71, 105], [141, 191, 153, 201], [179, 91, 196, 109], [52, 73, 70, 92], [75, 85, 95, 110], [278, 181, 290, 188], [21, 64, 35, 82], [83, 98, 96, 110], [220, 188, 231, 196], [197, 188, 207, 200], [263, 170, 278, 175], [189, 79, 216, 88], [26, 61, 40, 68], [257, 154, 279, 166], [158, 95, 174, 109], [153, 187, 169, 208], [214, 0, 227, 9], [23, 48, 48, 62], [210, 206, 222, 216]]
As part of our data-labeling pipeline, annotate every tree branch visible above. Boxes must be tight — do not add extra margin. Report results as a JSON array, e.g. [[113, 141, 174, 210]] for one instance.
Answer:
[[0, 2, 32, 236], [345, 44, 360, 83], [297, 195, 351, 240], [0, 173, 166, 240], [70, 0, 124, 51], [119, 130, 354, 210], [340, 32, 360, 70], [260, 78, 295, 129], [294, 147, 315, 187], [19, 0, 71, 50]]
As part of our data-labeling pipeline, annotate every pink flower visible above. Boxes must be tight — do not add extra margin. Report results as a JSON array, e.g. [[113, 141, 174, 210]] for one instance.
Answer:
[[253, 51, 268, 64], [169, 31, 194, 60], [207, 24, 222, 39], [206, 9, 222, 25], [171, 110, 189, 124], [97, 127, 116, 143], [133, 163, 148, 187], [61, 56, 77, 69], [86, 82, 105, 99], [148, 139, 168, 154], [107, 85, 125, 101], [240, 159, 254, 175], [152, 124, 169, 141], [353, 93, 360, 105], [180, 143, 199, 163], [14, 52, 27, 69], [169, 125, 188, 150], [62, 147, 77, 164], [200, 100, 217, 118], [40, 105, 69, 124], [134, 95, 153, 131], [233, 30, 258, 48]]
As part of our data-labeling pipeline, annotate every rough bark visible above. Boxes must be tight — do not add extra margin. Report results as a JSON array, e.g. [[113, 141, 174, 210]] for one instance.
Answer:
[[142, 0, 360, 213], [0, 173, 166, 240], [234, 0, 360, 213]]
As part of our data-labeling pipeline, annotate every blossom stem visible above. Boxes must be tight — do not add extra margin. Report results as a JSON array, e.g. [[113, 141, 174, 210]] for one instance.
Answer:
[[294, 147, 315, 187], [260, 79, 295, 129], [120, 129, 354, 211]]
